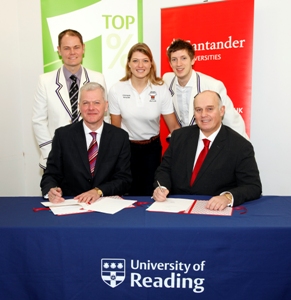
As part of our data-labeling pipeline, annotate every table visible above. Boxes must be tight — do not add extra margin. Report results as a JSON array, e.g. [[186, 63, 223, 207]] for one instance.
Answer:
[[0, 195, 291, 300]]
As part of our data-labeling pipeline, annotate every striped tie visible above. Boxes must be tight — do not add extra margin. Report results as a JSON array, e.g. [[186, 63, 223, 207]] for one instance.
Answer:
[[88, 132, 98, 176], [69, 75, 79, 123]]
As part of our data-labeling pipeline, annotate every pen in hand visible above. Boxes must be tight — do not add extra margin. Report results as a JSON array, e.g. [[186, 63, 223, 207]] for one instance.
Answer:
[[151, 181, 165, 200], [157, 181, 163, 193]]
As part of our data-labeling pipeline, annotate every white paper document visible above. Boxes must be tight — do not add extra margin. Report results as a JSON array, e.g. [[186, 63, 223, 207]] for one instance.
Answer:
[[49, 205, 92, 215], [147, 198, 233, 216], [41, 197, 136, 215], [184, 200, 233, 216], [41, 199, 79, 207], [80, 197, 136, 214], [146, 198, 194, 213]]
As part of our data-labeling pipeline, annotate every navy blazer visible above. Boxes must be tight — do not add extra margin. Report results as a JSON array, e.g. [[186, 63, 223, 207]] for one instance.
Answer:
[[41, 121, 132, 197], [154, 125, 262, 206]]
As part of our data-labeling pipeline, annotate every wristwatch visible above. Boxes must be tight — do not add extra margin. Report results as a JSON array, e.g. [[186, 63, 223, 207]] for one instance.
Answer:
[[224, 193, 233, 205], [94, 187, 103, 196]]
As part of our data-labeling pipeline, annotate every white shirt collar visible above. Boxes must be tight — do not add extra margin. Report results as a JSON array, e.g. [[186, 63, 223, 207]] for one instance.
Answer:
[[199, 124, 222, 144], [82, 121, 104, 149], [83, 121, 104, 135], [129, 78, 152, 90], [176, 69, 196, 88]]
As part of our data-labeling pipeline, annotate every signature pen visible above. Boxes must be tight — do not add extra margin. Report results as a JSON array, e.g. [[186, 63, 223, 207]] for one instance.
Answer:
[[151, 181, 164, 199], [157, 180, 164, 193]]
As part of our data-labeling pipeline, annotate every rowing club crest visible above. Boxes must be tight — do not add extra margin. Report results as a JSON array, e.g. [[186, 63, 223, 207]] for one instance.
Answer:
[[101, 258, 126, 288]]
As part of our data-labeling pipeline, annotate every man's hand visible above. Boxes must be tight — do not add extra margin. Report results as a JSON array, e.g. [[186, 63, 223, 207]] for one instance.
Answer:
[[74, 189, 101, 204], [152, 187, 169, 202], [48, 187, 64, 203], [205, 195, 229, 211]]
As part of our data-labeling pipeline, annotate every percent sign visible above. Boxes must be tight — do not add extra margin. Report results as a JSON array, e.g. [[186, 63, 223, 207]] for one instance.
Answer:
[[106, 34, 133, 68]]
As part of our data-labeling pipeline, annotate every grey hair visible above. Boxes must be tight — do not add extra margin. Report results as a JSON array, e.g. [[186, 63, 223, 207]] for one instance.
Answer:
[[194, 90, 222, 108], [80, 82, 106, 100], [214, 91, 222, 109]]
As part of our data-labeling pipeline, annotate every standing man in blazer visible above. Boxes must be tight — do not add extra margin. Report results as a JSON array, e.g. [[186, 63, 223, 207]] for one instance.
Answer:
[[41, 82, 131, 204], [33, 29, 107, 169], [163, 39, 248, 140], [152, 90, 261, 211]]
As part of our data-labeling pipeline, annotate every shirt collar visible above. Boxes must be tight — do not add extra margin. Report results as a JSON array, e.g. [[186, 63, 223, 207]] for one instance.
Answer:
[[63, 65, 82, 82], [176, 69, 195, 88], [129, 78, 152, 90], [82, 121, 104, 136], [199, 124, 222, 143]]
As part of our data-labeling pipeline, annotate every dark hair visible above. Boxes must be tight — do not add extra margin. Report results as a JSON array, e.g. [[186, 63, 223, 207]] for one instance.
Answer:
[[58, 29, 83, 47], [167, 39, 195, 61], [121, 43, 163, 85]]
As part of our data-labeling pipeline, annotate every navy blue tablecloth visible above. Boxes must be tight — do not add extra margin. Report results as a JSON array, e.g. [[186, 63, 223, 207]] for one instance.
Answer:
[[0, 195, 291, 300]]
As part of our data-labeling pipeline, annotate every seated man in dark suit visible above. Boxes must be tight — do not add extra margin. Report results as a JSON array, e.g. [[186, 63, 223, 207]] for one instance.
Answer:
[[41, 82, 132, 204], [152, 90, 262, 210]]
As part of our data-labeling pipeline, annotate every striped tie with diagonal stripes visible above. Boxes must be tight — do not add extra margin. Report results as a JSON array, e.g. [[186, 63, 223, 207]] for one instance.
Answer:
[[69, 75, 79, 123], [88, 132, 98, 176]]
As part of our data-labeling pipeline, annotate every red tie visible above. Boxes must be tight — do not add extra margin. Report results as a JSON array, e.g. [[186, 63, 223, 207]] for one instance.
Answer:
[[190, 139, 210, 186], [88, 132, 98, 176]]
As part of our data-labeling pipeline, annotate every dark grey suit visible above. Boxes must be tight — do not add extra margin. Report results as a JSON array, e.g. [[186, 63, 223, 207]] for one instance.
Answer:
[[154, 125, 262, 206], [41, 121, 132, 197]]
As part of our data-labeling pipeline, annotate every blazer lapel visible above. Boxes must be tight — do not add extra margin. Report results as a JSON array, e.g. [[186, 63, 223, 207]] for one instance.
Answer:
[[74, 121, 91, 175], [80, 66, 90, 86], [169, 76, 183, 126], [186, 126, 200, 183], [55, 67, 73, 119], [169, 71, 199, 127], [188, 70, 199, 126], [94, 122, 110, 175]]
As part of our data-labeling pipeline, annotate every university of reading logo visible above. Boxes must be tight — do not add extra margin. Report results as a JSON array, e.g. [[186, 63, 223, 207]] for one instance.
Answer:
[[101, 258, 206, 293], [101, 258, 126, 288]]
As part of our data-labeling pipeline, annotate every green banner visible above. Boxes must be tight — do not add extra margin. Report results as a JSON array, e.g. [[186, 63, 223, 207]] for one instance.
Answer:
[[40, 0, 143, 88]]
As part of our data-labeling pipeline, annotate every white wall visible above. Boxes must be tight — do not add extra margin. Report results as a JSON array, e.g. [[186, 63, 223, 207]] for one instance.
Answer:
[[0, 0, 290, 196], [251, 0, 291, 194], [0, 1, 26, 195]]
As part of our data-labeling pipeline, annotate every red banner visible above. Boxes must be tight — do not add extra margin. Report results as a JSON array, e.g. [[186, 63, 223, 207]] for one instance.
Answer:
[[161, 0, 254, 151]]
